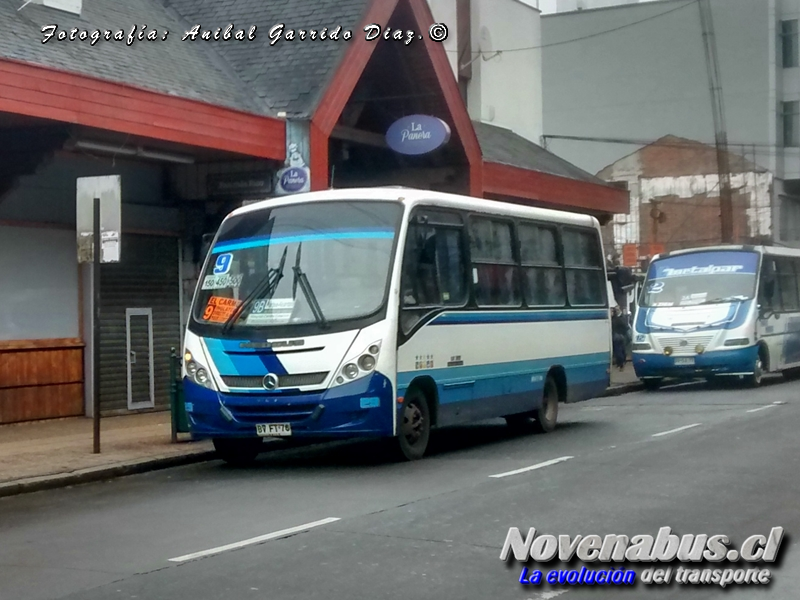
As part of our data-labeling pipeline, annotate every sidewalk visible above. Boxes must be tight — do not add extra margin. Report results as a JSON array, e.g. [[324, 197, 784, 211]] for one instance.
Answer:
[[610, 362, 640, 387], [606, 362, 643, 395], [0, 367, 642, 498], [0, 411, 214, 498]]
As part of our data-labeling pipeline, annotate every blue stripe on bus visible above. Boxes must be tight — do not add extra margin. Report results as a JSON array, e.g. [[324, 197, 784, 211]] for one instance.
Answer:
[[204, 338, 288, 376], [430, 309, 609, 325], [397, 352, 609, 405], [212, 230, 396, 254]]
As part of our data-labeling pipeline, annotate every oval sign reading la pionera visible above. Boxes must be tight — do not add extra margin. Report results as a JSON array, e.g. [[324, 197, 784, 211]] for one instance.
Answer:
[[279, 167, 308, 193], [385, 115, 452, 156]]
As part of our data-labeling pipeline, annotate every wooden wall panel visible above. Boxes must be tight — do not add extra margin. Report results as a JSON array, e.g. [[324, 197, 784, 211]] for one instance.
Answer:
[[0, 338, 84, 424], [0, 384, 84, 423]]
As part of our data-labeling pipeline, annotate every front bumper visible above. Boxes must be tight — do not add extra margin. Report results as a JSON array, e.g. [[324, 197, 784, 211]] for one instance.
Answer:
[[632, 345, 759, 380], [183, 372, 395, 439]]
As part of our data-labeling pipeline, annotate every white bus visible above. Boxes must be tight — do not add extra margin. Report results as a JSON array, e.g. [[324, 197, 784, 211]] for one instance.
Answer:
[[182, 188, 612, 464], [632, 244, 800, 389]]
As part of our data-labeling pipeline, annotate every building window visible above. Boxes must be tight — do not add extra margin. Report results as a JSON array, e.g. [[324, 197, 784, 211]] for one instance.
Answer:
[[782, 101, 800, 147], [562, 228, 606, 306], [469, 217, 520, 307], [782, 20, 799, 68], [518, 222, 566, 307]]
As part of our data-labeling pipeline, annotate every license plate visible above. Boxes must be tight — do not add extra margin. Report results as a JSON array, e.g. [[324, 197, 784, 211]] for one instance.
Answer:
[[256, 423, 292, 437], [674, 357, 695, 366]]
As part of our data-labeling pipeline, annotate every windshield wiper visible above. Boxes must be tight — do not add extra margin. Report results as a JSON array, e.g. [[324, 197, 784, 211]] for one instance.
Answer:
[[292, 243, 329, 329], [221, 246, 288, 334]]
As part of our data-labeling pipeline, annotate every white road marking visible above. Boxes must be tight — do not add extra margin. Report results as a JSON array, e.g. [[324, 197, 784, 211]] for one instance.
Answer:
[[773, 401, 786, 405], [168, 517, 341, 563], [651, 423, 701, 438], [747, 405, 778, 413], [489, 456, 573, 479]]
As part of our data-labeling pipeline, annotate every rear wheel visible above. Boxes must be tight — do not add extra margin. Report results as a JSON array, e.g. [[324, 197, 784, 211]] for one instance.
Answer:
[[505, 374, 559, 433], [213, 438, 262, 466], [533, 375, 559, 433], [396, 388, 431, 461]]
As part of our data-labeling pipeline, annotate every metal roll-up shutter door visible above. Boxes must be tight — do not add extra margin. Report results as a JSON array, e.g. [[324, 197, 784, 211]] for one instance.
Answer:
[[99, 234, 180, 413]]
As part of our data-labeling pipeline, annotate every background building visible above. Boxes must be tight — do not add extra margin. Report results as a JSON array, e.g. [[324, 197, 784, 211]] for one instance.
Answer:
[[596, 135, 773, 267], [541, 0, 800, 247]]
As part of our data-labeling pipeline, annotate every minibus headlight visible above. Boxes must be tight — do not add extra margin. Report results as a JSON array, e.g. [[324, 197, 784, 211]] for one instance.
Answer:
[[664, 346, 673, 356], [332, 341, 382, 387], [695, 345, 705, 354], [343, 363, 359, 380], [184, 350, 216, 390], [632, 343, 652, 351], [358, 354, 376, 371], [724, 338, 750, 347]]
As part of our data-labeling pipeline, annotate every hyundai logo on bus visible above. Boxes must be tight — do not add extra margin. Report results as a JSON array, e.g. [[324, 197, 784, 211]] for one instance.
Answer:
[[386, 115, 451, 155]]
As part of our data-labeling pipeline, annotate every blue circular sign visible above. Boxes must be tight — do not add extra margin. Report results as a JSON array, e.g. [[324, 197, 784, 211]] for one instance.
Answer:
[[385, 115, 451, 155], [279, 167, 308, 193]]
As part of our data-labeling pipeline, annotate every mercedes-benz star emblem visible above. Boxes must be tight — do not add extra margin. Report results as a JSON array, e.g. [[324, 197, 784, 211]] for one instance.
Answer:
[[263, 373, 279, 391]]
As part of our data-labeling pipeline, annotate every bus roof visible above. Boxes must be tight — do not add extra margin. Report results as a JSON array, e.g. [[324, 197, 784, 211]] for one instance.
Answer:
[[228, 187, 599, 229], [651, 244, 800, 261]]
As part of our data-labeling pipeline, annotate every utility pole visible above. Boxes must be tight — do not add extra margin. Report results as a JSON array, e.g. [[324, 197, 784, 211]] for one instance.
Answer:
[[698, 0, 734, 243]]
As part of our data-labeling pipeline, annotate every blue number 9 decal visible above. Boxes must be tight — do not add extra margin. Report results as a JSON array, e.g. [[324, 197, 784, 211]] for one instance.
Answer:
[[213, 253, 233, 275]]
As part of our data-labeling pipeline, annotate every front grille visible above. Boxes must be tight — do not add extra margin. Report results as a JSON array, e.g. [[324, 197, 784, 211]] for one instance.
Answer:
[[222, 376, 263, 388], [221, 372, 328, 389], [226, 403, 319, 424], [655, 335, 715, 355]]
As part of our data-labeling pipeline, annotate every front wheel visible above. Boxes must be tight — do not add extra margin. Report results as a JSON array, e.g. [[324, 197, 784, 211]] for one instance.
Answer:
[[396, 389, 431, 461], [744, 355, 764, 388], [213, 438, 262, 466]]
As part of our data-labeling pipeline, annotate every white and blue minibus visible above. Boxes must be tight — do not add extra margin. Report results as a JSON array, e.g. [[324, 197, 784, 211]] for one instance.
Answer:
[[182, 188, 612, 463], [632, 245, 800, 389]]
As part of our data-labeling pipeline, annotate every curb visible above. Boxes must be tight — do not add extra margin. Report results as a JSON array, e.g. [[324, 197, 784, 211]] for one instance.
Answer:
[[603, 382, 644, 397], [0, 450, 219, 499]]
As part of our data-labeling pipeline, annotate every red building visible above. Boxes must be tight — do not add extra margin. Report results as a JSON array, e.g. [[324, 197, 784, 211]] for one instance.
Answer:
[[0, 0, 627, 424]]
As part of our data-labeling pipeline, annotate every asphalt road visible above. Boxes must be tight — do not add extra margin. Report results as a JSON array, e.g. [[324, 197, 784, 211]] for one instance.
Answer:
[[1, 375, 799, 600]]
